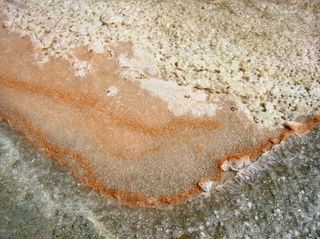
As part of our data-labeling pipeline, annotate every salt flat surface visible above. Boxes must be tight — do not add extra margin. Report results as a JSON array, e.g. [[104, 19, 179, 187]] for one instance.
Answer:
[[1, 0, 319, 126], [0, 121, 319, 238]]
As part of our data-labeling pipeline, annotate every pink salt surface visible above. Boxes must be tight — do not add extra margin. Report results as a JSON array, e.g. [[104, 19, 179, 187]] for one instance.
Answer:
[[2, 23, 316, 206]]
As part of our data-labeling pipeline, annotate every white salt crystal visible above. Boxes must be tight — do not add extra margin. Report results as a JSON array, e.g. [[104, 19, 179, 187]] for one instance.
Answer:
[[106, 86, 118, 97], [88, 40, 104, 54]]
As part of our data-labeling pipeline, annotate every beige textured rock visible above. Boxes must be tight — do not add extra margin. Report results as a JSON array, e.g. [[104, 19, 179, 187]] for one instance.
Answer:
[[0, 0, 319, 206], [1, 0, 319, 127]]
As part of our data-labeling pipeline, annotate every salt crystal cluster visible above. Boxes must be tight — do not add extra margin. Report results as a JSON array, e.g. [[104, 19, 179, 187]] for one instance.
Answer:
[[106, 86, 118, 97], [221, 157, 252, 172]]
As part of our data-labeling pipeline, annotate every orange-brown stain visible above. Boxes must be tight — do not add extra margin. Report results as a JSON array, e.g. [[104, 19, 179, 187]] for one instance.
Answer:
[[1, 102, 318, 206]]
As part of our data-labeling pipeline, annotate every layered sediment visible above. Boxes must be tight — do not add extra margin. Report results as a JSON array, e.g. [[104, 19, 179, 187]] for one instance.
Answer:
[[0, 0, 319, 206]]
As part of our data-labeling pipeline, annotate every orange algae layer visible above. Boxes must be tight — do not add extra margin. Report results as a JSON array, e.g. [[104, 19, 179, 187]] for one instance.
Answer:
[[0, 108, 201, 206], [0, 104, 319, 207], [0, 26, 319, 206]]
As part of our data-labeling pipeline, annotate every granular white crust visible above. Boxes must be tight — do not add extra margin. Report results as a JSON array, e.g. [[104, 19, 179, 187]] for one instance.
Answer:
[[1, 0, 319, 127]]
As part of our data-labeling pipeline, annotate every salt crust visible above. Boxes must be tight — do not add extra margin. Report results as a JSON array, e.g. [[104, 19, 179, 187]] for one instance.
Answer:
[[118, 45, 160, 81], [1, 0, 319, 126], [140, 78, 218, 118], [106, 86, 118, 97], [221, 157, 252, 172], [118, 45, 219, 117], [88, 40, 104, 54], [199, 180, 215, 198]]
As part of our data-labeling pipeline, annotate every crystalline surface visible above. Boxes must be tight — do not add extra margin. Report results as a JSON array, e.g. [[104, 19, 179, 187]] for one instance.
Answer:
[[0, 0, 319, 236], [0, 23, 280, 204], [0, 121, 319, 238]]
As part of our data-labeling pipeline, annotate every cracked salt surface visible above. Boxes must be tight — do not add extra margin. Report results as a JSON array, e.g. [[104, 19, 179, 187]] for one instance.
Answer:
[[1, 120, 319, 238]]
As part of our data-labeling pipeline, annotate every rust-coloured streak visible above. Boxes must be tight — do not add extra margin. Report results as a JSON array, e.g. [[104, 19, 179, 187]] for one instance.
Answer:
[[0, 74, 219, 160], [217, 116, 320, 166], [0, 75, 219, 136], [0, 73, 319, 206], [0, 108, 201, 206], [1, 104, 319, 207]]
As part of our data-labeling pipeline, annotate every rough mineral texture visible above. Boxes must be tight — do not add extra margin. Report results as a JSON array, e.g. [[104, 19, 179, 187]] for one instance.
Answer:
[[0, 0, 319, 237], [1, 0, 319, 126], [0, 121, 319, 238]]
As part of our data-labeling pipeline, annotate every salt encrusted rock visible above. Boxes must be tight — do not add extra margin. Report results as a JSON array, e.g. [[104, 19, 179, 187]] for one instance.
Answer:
[[118, 45, 160, 80], [198, 178, 216, 198], [0, 0, 319, 207], [139, 78, 218, 118], [0, 0, 320, 126], [1, 0, 318, 127], [221, 157, 252, 172], [88, 40, 104, 54]]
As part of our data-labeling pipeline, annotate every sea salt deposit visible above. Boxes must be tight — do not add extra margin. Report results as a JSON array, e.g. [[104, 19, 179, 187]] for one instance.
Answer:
[[1, 0, 319, 126], [1, 121, 319, 238], [106, 86, 118, 97], [0, 0, 319, 237], [140, 78, 218, 118]]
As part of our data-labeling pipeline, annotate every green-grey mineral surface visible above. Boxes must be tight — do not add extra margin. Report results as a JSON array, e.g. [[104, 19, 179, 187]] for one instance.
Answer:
[[0, 120, 319, 238]]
